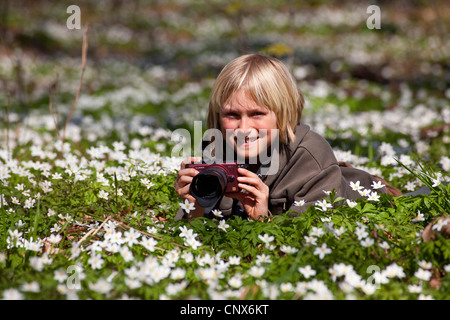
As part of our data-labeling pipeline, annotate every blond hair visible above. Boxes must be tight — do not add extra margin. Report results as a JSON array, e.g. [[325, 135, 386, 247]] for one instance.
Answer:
[[207, 54, 304, 145]]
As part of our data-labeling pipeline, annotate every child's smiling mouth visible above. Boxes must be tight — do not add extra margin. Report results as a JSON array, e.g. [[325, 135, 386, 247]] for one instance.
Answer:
[[235, 135, 259, 147]]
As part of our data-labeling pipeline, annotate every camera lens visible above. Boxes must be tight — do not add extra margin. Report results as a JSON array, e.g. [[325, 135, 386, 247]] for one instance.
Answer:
[[190, 166, 228, 212], [191, 167, 227, 197]]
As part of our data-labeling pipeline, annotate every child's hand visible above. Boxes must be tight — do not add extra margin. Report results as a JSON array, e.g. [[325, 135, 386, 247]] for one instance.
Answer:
[[226, 167, 269, 220], [174, 157, 202, 204]]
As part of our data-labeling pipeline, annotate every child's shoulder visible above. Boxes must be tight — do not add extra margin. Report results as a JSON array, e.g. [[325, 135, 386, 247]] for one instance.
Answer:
[[291, 123, 337, 168], [295, 123, 333, 151]]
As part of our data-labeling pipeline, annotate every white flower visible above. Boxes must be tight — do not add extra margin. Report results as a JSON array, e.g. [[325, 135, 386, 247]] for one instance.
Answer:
[[361, 282, 377, 295], [119, 246, 134, 262], [404, 181, 417, 191], [248, 266, 265, 277], [315, 199, 332, 212], [418, 294, 434, 300], [313, 243, 332, 260], [140, 178, 155, 189], [432, 218, 448, 232], [123, 228, 141, 246], [333, 226, 346, 238], [256, 254, 272, 265], [346, 199, 358, 208], [107, 231, 124, 245], [414, 268, 432, 281], [280, 245, 298, 254], [412, 210, 425, 222], [304, 235, 317, 246], [179, 199, 195, 213], [218, 220, 229, 231], [54, 268, 68, 283], [47, 234, 62, 244], [384, 263, 406, 278], [310, 226, 325, 238], [21, 281, 40, 293], [350, 181, 363, 191], [293, 200, 305, 207], [379, 241, 390, 250], [140, 236, 158, 252], [184, 236, 202, 250], [355, 226, 368, 240], [24, 238, 42, 252], [417, 260, 433, 270], [258, 233, 274, 245], [70, 243, 81, 260], [52, 172, 63, 180], [178, 225, 194, 238], [2, 288, 24, 300], [211, 209, 223, 218], [29, 256, 44, 271], [298, 265, 317, 279], [358, 189, 371, 197], [8, 229, 22, 240], [408, 284, 422, 293], [280, 283, 294, 293], [228, 256, 241, 265], [24, 198, 36, 209], [88, 254, 105, 270], [228, 274, 243, 288], [98, 190, 109, 200], [431, 178, 441, 187], [367, 191, 380, 202], [170, 268, 186, 281], [89, 278, 113, 295], [182, 252, 194, 263], [360, 238, 374, 247], [371, 180, 385, 189]]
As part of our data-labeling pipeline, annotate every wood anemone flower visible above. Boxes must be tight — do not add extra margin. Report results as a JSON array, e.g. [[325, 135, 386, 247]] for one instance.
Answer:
[[422, 216, 450, 242]]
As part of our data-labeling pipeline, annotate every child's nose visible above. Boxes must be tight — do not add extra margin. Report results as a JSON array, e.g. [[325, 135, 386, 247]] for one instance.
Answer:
[[238, 116, 251, 133]]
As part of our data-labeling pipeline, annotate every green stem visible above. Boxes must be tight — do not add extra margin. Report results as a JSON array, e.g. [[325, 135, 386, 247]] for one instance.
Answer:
[[32, 199, 41, 240]]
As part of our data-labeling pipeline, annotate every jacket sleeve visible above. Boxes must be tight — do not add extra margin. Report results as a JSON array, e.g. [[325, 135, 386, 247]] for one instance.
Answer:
[[268, 141, 348, 216], [286, 163, 346, 216]]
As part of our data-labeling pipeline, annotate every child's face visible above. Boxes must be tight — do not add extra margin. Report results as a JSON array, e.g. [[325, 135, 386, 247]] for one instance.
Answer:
[[220, 90, 278, 162]]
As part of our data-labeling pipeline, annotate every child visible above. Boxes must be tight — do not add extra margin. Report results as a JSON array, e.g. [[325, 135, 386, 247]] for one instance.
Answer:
[[174, 54, 400, 220]]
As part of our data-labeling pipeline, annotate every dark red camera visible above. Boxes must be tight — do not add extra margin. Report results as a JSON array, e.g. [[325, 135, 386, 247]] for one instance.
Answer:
[[186, 162, 247, 194], [185, 162, 248, 213]]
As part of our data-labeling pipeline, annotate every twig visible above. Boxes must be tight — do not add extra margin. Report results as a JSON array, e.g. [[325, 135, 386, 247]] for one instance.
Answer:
[[109, 217, 188, 250], [59, 24, 89, 157], [5, 89, 11, 158], [48, 74, 62, 140], [77, 215, 110, 246]]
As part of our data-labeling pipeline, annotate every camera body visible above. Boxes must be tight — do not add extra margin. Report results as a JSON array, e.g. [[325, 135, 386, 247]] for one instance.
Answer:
[[186, 162, 247, 193]]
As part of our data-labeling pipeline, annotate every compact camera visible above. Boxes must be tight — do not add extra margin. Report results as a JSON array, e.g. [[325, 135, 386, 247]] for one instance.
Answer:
[[185, 162, 248, 212]]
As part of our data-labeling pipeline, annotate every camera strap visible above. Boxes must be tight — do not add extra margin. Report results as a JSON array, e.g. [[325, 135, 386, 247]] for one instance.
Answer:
[[232, 199, 247, 218]]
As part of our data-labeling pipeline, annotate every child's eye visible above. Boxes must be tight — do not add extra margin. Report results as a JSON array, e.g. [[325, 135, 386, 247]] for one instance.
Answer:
[[252, 112, 265, 117], [224, 112, 239, 118]]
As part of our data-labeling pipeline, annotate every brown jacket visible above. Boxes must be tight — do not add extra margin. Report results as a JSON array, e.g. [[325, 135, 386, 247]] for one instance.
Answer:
[[176, 123, 401, 219]]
